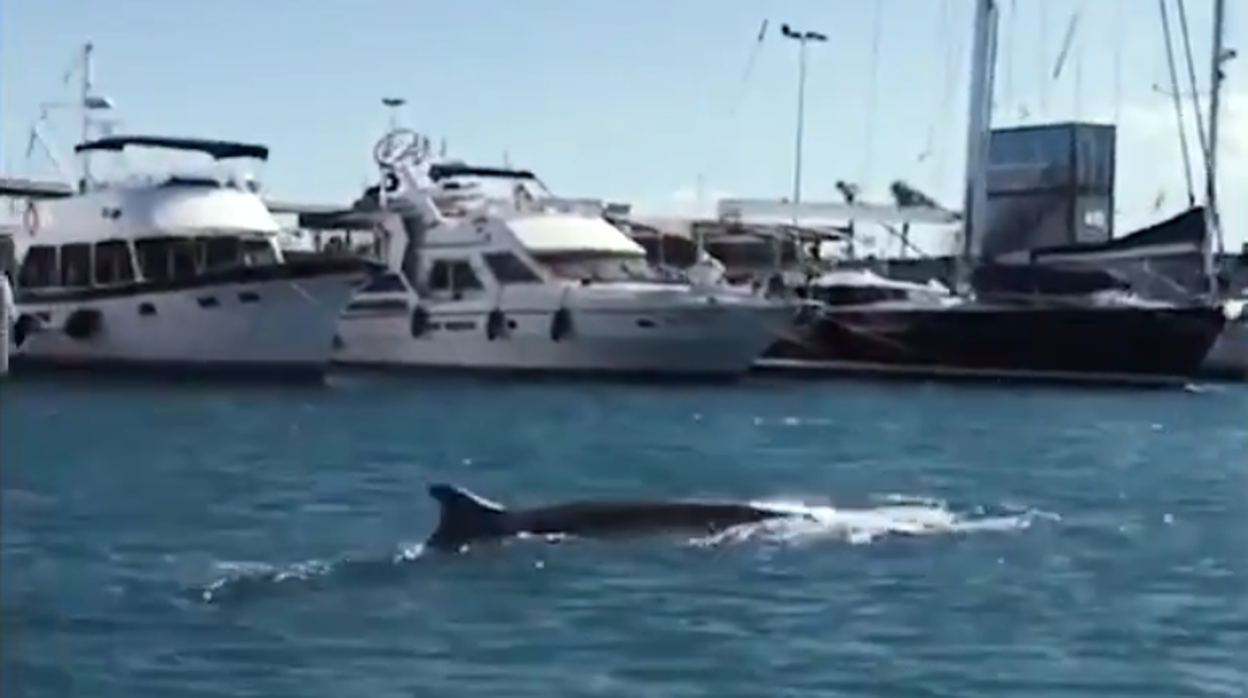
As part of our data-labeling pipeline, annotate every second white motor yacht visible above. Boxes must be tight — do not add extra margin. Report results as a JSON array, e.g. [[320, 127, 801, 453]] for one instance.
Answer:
[[327, 130, 791, 379]]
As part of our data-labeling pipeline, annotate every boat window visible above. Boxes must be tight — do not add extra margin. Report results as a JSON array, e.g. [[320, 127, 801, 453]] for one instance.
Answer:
[[810, 285, 912, 306], [531, 251, 658, 282], [202, 236, 243, 271], [242, 238, 279, 267], [484, 251, 543, 284], [428, 260, 484, 294], [60, 243, 93, 288], [93, 240, 136, 286], [170, 239, 201, 281], [360, 273, 409, 294], [136, 238, 175, 282], [18, 245, 59, 289]]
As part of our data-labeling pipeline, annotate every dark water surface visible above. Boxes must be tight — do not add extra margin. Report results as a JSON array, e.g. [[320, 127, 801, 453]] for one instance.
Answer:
[[2, 376, 1245, 697]]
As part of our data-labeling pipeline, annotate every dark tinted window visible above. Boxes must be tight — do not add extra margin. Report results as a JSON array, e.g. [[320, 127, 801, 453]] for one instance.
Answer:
[[428, 260, 483, 293], [360, 273, 409, 294], [170, 239, 201, 280], [202, 236, 242, 271], [18, 245, 58, 288], [242, 239, 278, 266], [60, 243, 92, 288], [136, 238, 174, 282], [484, 252, 542, 284], [93, 240, 136, 286], [811, 286, 910, 306]]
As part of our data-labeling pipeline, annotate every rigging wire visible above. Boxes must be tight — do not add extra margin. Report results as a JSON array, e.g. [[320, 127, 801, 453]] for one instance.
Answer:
[[1004, 0, 1018, 112], [726, 19, 770, 119], [1174, 0, 1211, 168], [693, 18, 769, 205], [1050, 11, 1080, 81], [1112, 0, 1124, 121], [1038, 2, 1050, 116], [921, 0, 958, 171], [860, 0, 885, 189], [1050, 9, 1083, 119], [1159, 0, 1197, 205]]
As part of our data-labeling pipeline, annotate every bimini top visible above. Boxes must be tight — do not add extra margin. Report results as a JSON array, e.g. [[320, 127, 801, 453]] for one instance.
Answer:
[[428, 163, 537, 183], [73, 135, 270, 162]]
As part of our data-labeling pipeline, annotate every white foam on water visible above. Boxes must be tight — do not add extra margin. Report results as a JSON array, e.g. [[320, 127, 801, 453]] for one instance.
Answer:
[[691, 496, 1055, 547]]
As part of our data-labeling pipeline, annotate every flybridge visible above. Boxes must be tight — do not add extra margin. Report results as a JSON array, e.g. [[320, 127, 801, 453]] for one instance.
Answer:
[[72, 135, 271, 162], [1, 135, 271, 201]]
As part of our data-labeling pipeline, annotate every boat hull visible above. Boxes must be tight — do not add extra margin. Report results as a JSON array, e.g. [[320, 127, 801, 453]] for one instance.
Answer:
[[763, 304, 1227, 386], [8, 260, 372, 383], [333, 299, 789, 380], [1200, 319, 1248, 380]]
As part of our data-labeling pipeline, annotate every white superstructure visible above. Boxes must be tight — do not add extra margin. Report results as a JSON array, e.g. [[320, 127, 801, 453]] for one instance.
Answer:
[[6, 135, 373, 380], [329, 129, 791, 378]]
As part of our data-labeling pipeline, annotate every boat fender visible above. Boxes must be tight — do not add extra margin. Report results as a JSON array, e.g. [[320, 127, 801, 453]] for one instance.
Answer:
[[486, 308, 508, 341], [12, 313, 38, 349], [410, 305, 430, 338], [550, 306, 574, 342], [63, 308, 103, 341]]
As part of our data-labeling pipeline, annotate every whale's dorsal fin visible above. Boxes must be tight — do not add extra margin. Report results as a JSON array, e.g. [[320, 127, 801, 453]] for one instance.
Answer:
[[425, 483, 509, 551]]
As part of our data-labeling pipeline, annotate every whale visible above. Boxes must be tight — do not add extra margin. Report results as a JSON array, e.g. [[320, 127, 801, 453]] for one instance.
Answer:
[[423, 483, 812, 552]]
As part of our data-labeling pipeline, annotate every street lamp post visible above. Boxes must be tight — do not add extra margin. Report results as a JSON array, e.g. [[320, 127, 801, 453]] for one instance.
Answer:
[[780, 23, 828, 210]]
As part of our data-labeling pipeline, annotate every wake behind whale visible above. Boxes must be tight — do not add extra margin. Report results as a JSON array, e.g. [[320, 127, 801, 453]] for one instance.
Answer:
[[194, 487, 1052, 604]]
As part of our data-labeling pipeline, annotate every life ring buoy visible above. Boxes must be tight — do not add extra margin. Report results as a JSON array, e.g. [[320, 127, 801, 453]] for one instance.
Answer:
[[550, 307, 574, 342], [486, 308, 508, 341], [12, 313, 38, 349], [409, 305, 430, 338], [63, 308, 103, 341], [22, 201, 39, 237]]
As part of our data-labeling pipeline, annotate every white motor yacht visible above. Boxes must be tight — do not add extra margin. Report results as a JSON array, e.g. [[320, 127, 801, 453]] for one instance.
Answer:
[[6, 135, 376, 380], [329, 129, 791, 379]]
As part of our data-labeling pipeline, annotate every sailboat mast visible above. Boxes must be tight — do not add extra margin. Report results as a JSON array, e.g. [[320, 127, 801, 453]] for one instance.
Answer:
[[1203, 0, 1227, 272], [956, 0, 1001, 291]]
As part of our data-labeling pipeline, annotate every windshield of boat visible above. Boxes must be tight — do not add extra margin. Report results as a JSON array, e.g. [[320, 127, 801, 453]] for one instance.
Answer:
[[431, 170, 552, 217], [530, 250, 662, 283]]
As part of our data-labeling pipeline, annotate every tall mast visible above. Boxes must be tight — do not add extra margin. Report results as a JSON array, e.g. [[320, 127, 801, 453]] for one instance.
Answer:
[[1202, 0, 1229, 293], [956, 0, 1001, 292]]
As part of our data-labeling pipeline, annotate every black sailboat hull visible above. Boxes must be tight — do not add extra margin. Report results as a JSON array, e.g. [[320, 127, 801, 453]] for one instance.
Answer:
[[764, 305, 1227, 385]]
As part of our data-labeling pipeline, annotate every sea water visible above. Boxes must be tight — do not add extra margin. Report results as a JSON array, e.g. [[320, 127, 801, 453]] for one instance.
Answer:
[[2, 376, 1245, 697]]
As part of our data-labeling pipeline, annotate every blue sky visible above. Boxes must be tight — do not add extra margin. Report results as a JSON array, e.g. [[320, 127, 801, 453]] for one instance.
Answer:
[[1, 0, 1244, 252]]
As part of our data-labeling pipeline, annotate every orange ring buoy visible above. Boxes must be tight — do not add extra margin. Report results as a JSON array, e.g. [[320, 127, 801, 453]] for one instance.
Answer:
[[22, 201, 39, 237]]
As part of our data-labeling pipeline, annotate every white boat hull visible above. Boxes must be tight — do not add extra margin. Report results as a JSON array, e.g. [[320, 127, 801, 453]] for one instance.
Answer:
[[333, 295, 789, 378], [10, 272, 363, 381]]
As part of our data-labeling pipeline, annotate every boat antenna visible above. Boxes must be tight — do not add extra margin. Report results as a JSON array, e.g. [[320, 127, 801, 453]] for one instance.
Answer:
[[382, 97, 407, 132]]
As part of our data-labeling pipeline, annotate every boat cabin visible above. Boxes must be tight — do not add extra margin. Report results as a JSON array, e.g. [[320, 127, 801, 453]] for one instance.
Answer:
[[405, 209, 658, 302], [17, 235, 281, 292], [805, 269, 953, 306], [12, 135, 290, 297]]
